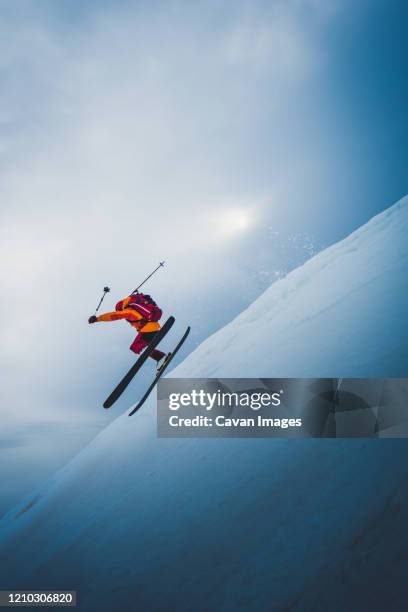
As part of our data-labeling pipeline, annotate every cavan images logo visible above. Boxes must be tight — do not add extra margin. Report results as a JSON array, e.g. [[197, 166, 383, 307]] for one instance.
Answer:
[[159, 378, 408, 438]]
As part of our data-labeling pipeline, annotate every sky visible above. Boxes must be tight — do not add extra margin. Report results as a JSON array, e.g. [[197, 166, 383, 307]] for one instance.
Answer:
[[0, 0, 407, 512]]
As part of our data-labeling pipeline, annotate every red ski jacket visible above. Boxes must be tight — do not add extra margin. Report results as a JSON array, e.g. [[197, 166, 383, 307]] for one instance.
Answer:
[[96, 292, 162, 332]]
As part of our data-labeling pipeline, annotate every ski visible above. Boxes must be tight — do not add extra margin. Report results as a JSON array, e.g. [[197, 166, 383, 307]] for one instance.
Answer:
[[103, 316, 175, 409], [128, 326, 190, 417]]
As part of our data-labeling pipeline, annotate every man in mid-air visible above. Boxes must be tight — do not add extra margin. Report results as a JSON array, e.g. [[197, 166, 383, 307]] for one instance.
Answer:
[[88, 291, 166, 366]]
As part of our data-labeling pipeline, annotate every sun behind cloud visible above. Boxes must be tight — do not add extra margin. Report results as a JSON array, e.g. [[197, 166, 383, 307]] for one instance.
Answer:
[[214, 207, 256, 239]]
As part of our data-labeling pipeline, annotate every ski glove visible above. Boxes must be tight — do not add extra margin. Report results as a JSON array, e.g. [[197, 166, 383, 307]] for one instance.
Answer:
[[88, 315, 98, 324]]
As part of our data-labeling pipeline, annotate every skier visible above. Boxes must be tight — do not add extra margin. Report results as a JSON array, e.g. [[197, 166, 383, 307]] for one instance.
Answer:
[[88, 291, 167, 365]]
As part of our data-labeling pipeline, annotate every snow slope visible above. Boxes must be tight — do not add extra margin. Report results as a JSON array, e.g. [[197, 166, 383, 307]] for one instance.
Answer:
[[177, 195, 408, 378], [1, 197, 408, 611]]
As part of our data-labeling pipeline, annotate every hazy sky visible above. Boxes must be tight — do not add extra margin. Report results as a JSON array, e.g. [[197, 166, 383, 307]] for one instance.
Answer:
[[0, 0, 407, 511]]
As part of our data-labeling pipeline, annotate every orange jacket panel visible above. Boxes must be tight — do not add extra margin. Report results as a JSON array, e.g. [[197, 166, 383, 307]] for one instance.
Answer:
[[96, 308, 160, 332]]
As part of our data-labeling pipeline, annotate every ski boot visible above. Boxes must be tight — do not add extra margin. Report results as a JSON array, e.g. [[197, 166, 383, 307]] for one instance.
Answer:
[[157, 352, 172, 374]]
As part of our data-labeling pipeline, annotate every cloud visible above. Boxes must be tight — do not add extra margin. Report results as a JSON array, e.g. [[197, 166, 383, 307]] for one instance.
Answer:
[[0, 438, 27, 450], [0, 0, 343, 422]]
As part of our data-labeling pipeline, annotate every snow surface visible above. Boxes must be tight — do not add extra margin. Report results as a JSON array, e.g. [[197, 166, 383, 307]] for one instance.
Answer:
[[176, 195, 408, 378], [1, 196, 408, 611]]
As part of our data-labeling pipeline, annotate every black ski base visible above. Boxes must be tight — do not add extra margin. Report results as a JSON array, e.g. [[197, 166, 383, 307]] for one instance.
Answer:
[[103, 316, 175, 409], [128, 326, 190, 416]]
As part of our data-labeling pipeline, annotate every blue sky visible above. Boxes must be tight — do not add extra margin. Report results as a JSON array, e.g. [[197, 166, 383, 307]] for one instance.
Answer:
[[0, 0, 407, 513]]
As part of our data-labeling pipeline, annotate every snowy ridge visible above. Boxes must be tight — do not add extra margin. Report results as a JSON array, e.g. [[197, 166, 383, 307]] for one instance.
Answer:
[[0, 197, 408, 611], [174, 195, 408, 377]]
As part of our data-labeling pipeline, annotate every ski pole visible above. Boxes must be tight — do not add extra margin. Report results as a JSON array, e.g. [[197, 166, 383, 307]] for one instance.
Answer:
[[94, 286, 110, 314], [132, 261, 165, 293]]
